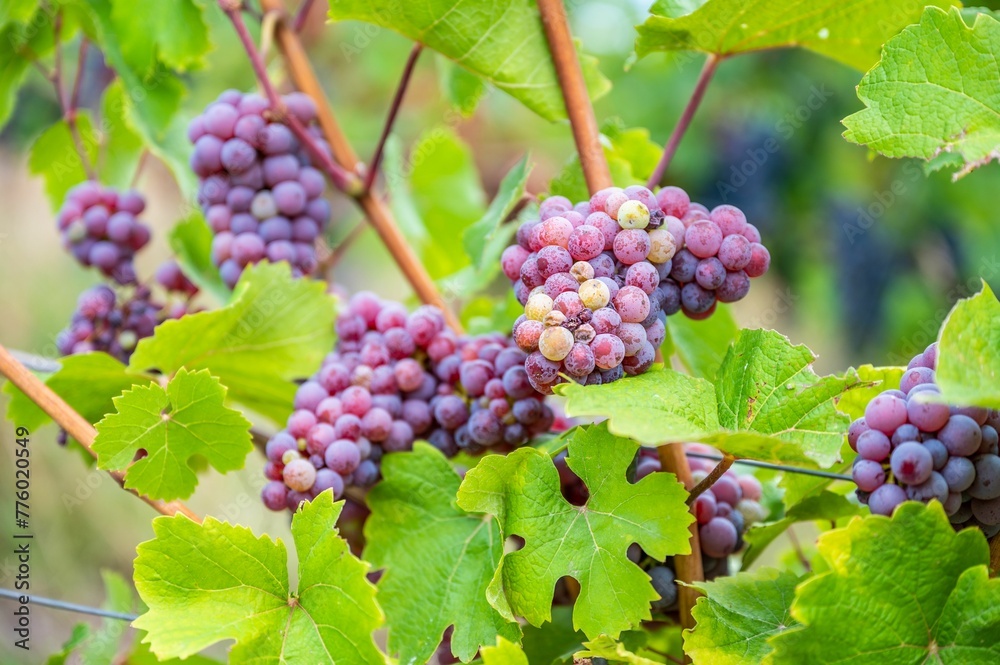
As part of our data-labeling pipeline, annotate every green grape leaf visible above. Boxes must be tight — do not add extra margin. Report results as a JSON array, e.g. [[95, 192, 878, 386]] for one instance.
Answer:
[[741, 491, 860, 569], [328, 0, 610, 122], [667, 303, 738, 381], [936, 282, 1000, 408], [93, 368, 252, 500], [28, 112, 99, 209], [99, 81, 144, 189], [550, 121, 662, 202], [442, 155, 531, 298], [0, 10, 55, 128], [364, 443, 519, 665], [576, 635, 662, 665], [481, 637, 529, 665], [437, 55, 488, 116], [843, 8, 1000, 179], [684, 568, 801, 665], [46, 624, 90, 665], [168, 211, 230, 304], [128, 262, 336, 423], [836, 364, 904, 420], [636, 0, 953, 72], [521, 606, 586, 665], [134, 492, 385, 662], [81, 570, 134, 665], [768, 502, 1000, 664], [109, 0, 211, 75], [457, 424, 695, 639]]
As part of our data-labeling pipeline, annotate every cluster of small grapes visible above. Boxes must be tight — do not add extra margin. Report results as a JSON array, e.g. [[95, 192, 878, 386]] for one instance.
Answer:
[[56, 181, 152, 284], [189, 90, 332, 288], [555, 444, 766, 614], [850, 342, 1000, 536], [261, 292, 553, 512], [502, 185, 768, 392]]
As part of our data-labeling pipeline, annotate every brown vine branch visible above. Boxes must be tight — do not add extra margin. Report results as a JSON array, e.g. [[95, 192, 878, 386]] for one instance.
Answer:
[[991, 535, 1000, 574], [255, 0, 463, 333], [363, 43, 423, 193], [685, 453, 734, 505], [647, 54, 720, 190], [0, 343, 200, 522], [535, 0, 611, 196]]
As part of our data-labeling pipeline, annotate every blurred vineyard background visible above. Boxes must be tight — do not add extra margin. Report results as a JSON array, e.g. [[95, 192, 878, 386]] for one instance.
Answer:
[[2, 0, 1000, 661]]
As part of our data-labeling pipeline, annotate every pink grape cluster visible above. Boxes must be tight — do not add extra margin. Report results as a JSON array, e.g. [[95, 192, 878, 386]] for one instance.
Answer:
[[555, 443, 766, 613], [188, 89, 332, 288], [261, 292, 553, 512], [502, 185, 769, 392], [850, 342, 1000, 536], [56, 182, 152, 284]]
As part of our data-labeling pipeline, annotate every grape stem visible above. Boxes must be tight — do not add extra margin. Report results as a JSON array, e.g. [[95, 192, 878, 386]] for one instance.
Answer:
[[990, 535, 1000, 574], [786, 526, 812, 573], [685, 452, 734, 506], [363, 43, 423, 193], [292, 0, 318, 33], [319, 219, 368, 276], [51, 14, 97, 181], [535, 0, 612, 196], [646, 54, 721, 190], [657, 442, 703, 643], [254, 0, 464, 333], [0, 343, 201, 522], [0, 588, 138, 622]]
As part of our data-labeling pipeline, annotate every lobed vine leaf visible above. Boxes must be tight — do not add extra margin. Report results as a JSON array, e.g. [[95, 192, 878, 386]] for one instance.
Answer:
[[108, 0, 211, 76], [843, 7, 1000, 179], [363, 443, 520, 665], [0, 9, 55, 128], [520, 606, 586, 665], [327, 0, 610, 122], [667, 303, 738, 382], [767, 502, 1000, 664], [437, 56, 488, 116], [836, 364, 904, 420], [480, 637, 529, 665], [93, 368, 252, 501], [100, 80, 145, 189], [576, 635, 662, 665], [168, 211, 230, 304], [635, 0, 954, 72], [134, 492, 385, 663], [128, 262, 337, 422], [936, 281, 1000, 408], [457, 423, 694, 639], [684, 568, 802, 665], [29, 113, 99, 209]]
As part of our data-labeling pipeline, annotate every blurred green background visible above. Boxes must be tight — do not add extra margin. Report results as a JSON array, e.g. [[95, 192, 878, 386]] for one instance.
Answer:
[[2, 0, 1000, 661]]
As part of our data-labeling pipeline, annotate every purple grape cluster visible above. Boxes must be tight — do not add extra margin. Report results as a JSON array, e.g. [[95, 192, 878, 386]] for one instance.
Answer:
[[56, 285, 167, 364], [56, 182, 151, 284], [555, 443, 766, 613], [188, 89, 332, 288], [502, 185, 769, 393], [261, 292, 554, 512], [850, 342, 1000, 536]]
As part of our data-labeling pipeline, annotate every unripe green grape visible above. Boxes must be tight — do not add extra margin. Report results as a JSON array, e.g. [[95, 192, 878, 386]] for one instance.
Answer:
[[617, 200, 650, 229], [647, 228, 677, 263], [281, 449, 300, 465], [570, 260, 595, 283], [579, 278, 611, 309], [538, 326, 574, 361], [525, 293, 554, 321], [736, 498, 768, 525]]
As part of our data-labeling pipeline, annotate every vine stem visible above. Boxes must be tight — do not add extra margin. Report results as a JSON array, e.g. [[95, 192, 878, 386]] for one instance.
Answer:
[[991, 535, 1000, 574], [0, 588, 138, 622], [657, 443, 703, 645], [52, 13, 97, 181], [535, 0, 612, 195], [292, 0, 318, 33], [363, 43, 423, 193], [0, 343, 200, 522], [646, 54, 720, 190], [254, 0, 463, 333], [685, 453, 734, 506]]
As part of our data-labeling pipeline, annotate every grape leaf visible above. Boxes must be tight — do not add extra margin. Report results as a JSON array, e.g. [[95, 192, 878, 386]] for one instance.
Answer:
[[45, 624, 90, 665], [327, 0, 610, 122], [767, 502, 1000, 664], [741, 490, 860, 569], [128, 262, 336, 423], [843, 8, 1000, 179], [28, 112, 99, 209], [93, 368, 252, 501], [550, 121, 662, 202], [109, 0, 211, 75], [635, 0, 954, 72], [168, 211, 230, 304], [80, 570, 134, 665], [457, 423, 694, 639], [134, 492, 385, 662], [936, 281, 1000, 408], [364, 443, 519, 665], [0, 9, 55, 128], [0, 0, 36, 28], [836, 364, 904, 420], [520, 606, 585, 665], [481, 637, 529, 665], [576, 635, 662, 665], [684, 568, 801, 665], [100, 80, 144, 189], [437, 55, 487, 116], [667, 303, 738, 381]]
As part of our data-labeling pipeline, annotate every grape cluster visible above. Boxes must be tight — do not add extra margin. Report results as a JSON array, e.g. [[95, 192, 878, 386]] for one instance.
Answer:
[[556, 443, 765, 614], [850, 342, 1000, 537], [261, 292, 553, 512], [56, 182, 151, 284], [188, 89, 332, 288], [503, 185, 768, 392], [56, 285, 168, 364]]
